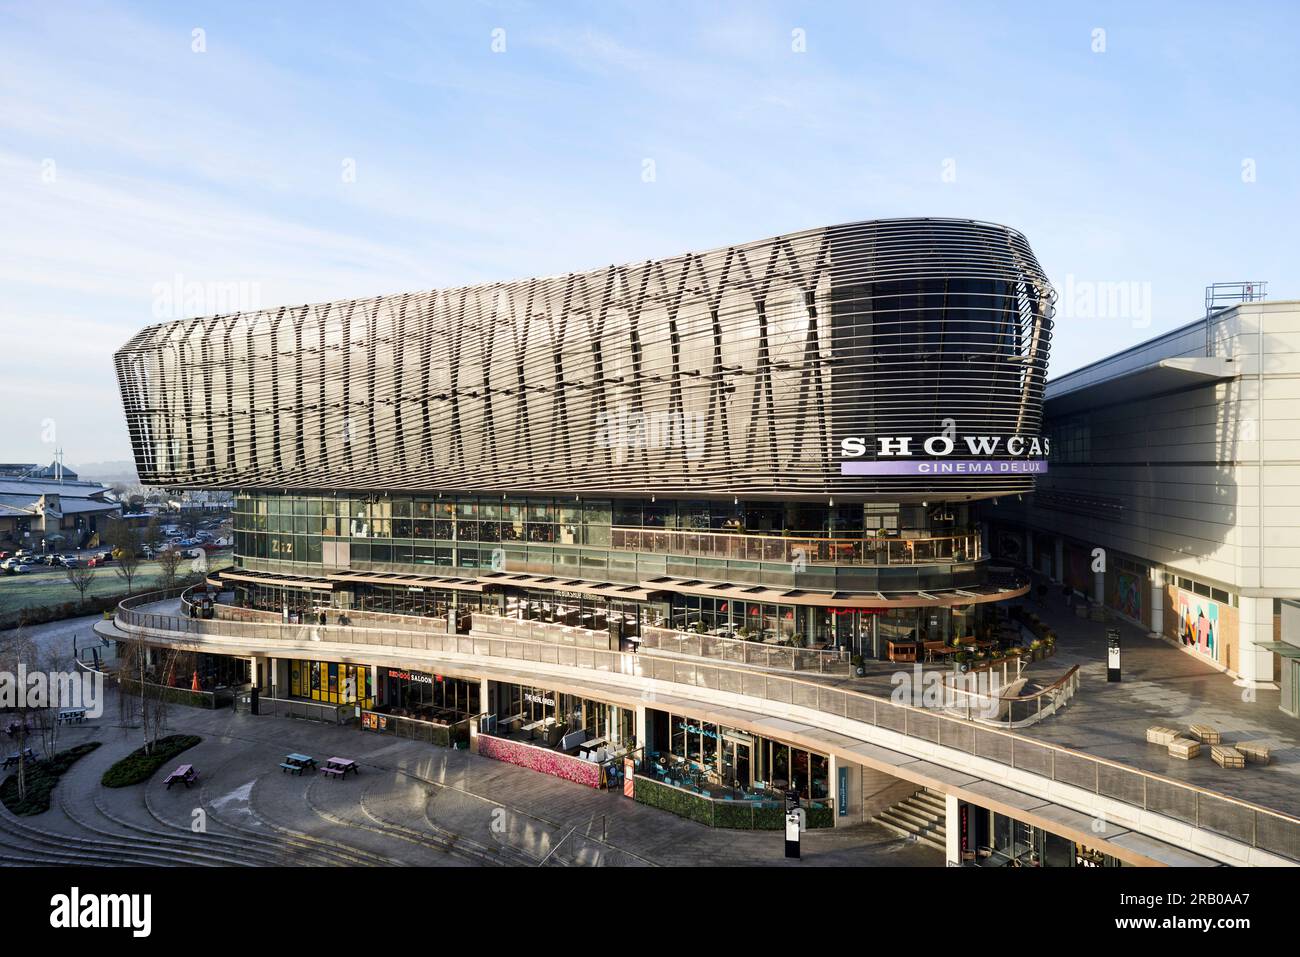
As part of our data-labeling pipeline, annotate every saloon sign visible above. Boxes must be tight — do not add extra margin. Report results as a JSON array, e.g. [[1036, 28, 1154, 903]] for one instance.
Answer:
[[840, 432, 1049, 476]]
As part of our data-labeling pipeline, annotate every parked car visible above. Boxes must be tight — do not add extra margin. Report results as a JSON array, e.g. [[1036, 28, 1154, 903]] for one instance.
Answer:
[[6, 563, 34, 574]]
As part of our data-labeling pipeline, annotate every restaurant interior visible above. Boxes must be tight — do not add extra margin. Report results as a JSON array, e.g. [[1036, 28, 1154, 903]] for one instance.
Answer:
[[484, 681, 634, 763], [645, 709, 833, 809]]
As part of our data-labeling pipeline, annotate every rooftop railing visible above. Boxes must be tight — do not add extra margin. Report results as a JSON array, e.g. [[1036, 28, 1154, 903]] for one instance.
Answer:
[[114, 589, 1300, 864], [609, 527, 980, 566]]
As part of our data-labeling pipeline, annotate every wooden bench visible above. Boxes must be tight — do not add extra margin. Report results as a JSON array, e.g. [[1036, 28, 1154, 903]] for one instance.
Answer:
[[1146, 726, 1181, 746], [280, 762, 305, 775], [1168, 738, 1201, 760], [1188, 724, 1221, 745], [319, 766, 345, 779], [1235, 741, 1271, 765], [1211, 745, 1246, 769]]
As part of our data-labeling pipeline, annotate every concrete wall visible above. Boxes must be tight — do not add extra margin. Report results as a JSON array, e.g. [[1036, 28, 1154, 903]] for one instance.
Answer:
[[860, 765, 920, 822], [996, 301, 1300, 690]]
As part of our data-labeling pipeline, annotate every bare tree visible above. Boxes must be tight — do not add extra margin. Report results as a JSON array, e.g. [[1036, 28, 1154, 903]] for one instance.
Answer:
[[110, 523, 143, 594], [115, 548, 142, 593], [0, 629, 38, 803], [65, 564, 97, 606], [117, 638, 183, 754], [156, 547, 182, 591]]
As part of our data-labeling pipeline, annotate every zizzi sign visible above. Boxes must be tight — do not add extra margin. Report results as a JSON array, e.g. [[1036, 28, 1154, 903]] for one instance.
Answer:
[[840, 433, 1049, 476]]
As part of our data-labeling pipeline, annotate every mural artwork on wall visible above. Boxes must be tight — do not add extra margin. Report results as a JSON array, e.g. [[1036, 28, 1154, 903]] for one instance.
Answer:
[[1177, 591, 1219, 662], [1116, 572, 1143, 621]]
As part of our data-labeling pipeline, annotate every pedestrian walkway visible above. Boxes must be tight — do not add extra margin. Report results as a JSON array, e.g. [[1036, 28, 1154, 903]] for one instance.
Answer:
[[1012, 591, 1300, 817], [12, 685, 939, 867]]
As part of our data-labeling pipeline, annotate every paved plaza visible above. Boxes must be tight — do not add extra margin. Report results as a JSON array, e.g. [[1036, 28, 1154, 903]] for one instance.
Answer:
[[1012, 589, 1300, 817], [2, 615, 939, 867]]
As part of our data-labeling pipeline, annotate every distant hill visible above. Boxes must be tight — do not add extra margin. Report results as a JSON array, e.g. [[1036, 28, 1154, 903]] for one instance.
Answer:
[[71, 460, 140, 485]]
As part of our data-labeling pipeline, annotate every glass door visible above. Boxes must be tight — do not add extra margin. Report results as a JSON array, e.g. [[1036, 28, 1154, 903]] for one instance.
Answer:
[[721, 737, 751, 788]]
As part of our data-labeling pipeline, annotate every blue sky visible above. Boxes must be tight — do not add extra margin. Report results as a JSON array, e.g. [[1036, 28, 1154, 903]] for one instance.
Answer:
[[1, 0, 1296, 466]]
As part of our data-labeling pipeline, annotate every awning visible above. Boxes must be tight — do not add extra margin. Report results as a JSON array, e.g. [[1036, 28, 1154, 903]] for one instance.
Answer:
[[1046, 355, 1235, 416], [1262, 642, 1300, 659], [328, 571, 485, 593], [640, 575, 1026, 608], [475, 571, 664, 603], [219, 570, 334, 592]]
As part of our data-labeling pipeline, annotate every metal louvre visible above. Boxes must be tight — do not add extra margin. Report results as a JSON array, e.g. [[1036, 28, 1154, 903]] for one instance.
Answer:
[[115, 218, 1053, 501]]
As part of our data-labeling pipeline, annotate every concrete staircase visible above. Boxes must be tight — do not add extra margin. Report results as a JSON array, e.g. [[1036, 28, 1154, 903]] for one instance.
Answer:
[[876, 788, 947, 851]]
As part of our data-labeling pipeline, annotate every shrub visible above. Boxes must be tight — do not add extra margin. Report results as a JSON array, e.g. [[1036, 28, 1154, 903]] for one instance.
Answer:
[[101, 734, 201, 788], [633, 776, 713, 825], [0, 742, 102, 816]]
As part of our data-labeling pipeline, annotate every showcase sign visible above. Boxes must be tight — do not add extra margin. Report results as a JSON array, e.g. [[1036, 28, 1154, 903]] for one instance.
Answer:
[[840, 432, 1049, 476]]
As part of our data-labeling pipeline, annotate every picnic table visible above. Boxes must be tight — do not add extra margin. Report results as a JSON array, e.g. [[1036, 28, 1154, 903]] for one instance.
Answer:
[[320, 757, 358, 780], [2, 747, 38, 768], [280, 753, 317, 775], [165, 764, 199, 789], [57, 708, 88, 725]]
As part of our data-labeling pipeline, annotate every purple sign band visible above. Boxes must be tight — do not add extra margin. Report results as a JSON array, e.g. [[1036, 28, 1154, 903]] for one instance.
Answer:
[[841, 459, 1049, 476]]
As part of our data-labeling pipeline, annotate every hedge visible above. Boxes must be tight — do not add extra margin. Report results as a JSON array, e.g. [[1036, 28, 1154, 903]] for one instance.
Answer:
[[0, 742, 102, 816], [117, 678, 220, 710], [632, 775, 833, 829], [101, 734, 201, 788]]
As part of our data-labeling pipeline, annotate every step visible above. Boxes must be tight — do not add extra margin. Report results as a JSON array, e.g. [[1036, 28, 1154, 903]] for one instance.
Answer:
[[886, 805, 942, 831], [875, 818, 946, 851], [910, 794, 947, 815], [878, 810, 945, 839]]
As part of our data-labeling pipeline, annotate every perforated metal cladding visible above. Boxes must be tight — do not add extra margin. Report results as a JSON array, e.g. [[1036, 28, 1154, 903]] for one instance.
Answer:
[[115, 218, 1053, 499]]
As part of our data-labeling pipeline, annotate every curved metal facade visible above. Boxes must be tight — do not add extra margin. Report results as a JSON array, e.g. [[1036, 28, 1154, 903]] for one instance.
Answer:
[[115, 218, 1054, 501]]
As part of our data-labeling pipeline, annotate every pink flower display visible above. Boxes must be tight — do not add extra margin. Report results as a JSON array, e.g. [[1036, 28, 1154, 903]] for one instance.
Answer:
[[477, 735, 603, 788]]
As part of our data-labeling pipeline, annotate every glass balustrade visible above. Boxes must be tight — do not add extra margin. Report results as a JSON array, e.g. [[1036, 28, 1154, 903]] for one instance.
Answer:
[[608, 527, 980, 566]]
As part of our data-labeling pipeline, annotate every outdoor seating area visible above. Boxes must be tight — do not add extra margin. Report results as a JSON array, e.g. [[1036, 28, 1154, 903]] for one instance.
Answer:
[[164, 764, 199, 789], [319, 757, 358, 780], [646, 750, 784, 805], [279, 753, 317, 775], [56, 708, 88, 725], [2, 747, 38, 769], [380, 703, 464, 725], [486, 720, 625, 766], [1148, 724, 1270, 770]]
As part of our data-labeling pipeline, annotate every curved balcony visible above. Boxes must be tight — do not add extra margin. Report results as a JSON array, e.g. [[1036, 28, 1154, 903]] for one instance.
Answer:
[[609, 527, 980, 566], [104, 588, 1300, 867]]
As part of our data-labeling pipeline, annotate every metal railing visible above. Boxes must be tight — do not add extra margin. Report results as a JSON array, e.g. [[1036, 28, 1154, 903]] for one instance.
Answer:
[[252, 695, 354, 724], [610, 527, 981, 566], [937, 665, 1080, 728], [470, 615, 852, 675], [113, 589, 1300, 863], [637, 624, 851, 674]]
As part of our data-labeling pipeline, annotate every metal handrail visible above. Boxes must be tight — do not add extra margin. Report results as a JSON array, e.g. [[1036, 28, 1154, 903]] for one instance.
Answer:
[[112, 588, 1300, 862]]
